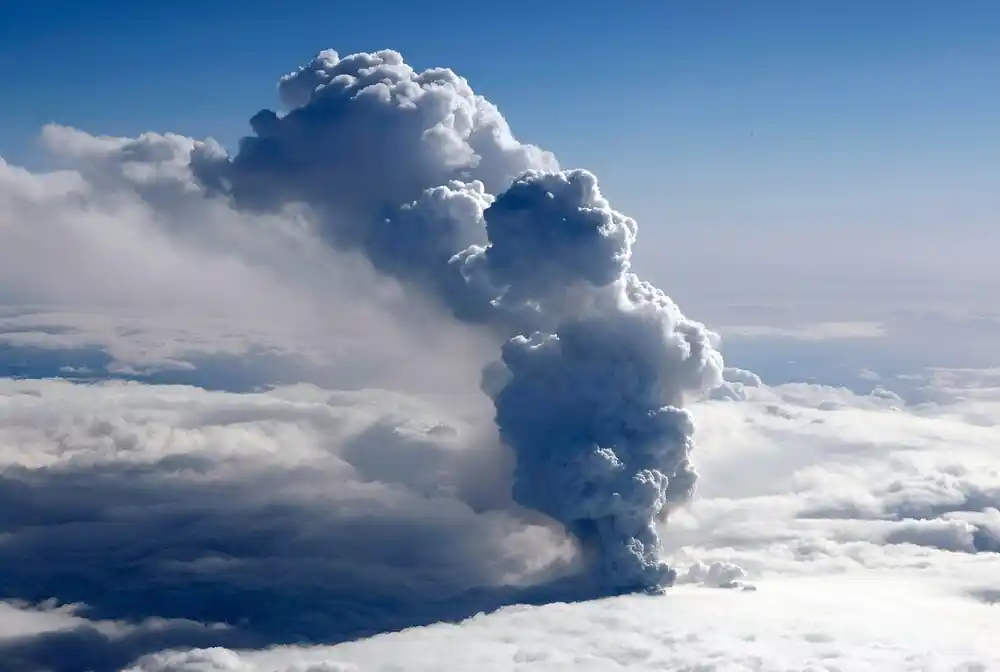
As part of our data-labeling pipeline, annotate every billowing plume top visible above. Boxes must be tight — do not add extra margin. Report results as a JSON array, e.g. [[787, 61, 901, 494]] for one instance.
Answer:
[[374, 179, 499, 321], [195, 49, 557, 227], [193, 49, 558, 318], [459, 169, 638, 312]]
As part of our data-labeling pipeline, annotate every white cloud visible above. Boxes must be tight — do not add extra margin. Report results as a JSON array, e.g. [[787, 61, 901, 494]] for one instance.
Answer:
[[0, 600, 233, 672], [0, 130, 500, 397], [720, 320, 887, 341], [708, 308, 1000, 394], [129, 577, 1000, 671], [0, 601, 123, 641], [0, 376, 582, 669], [122, 379, 1000, 670]]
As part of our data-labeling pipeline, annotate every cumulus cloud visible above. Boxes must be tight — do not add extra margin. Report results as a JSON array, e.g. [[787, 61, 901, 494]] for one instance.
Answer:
[[710, 366, 763, 401], [458, 170, 638, 311], [0, 378, 585, 670], [192, 48, 556, 318], [128, 380, 1000, 670], [667, 382, 1000, 584]]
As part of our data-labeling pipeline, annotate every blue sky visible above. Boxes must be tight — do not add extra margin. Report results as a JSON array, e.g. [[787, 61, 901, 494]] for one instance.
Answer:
[[3, 1, 998, 305]]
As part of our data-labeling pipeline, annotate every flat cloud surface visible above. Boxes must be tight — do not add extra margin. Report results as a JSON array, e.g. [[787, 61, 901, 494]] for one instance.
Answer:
[[0, 372, 996, 670], [134, 576, 1000, 671]]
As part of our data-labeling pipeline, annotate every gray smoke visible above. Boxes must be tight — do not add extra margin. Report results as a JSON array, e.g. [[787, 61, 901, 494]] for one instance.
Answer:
[[194, 49, 726, 591], [466, 170, 723, 589], [194, 49, 555, 318]]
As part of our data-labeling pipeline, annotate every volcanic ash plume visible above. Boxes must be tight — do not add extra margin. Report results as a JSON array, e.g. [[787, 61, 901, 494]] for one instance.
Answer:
[[193, 48, 556, 316], [465, 170, 724, 590], [194, 50, 727, 591]]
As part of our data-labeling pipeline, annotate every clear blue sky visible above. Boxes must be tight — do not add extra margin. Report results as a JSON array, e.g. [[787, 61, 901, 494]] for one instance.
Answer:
[[2, 0, 998, 304]]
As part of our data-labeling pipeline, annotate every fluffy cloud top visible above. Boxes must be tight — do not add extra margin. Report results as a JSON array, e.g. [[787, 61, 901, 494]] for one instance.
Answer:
[[193, 48, 556, 311], [0, 378, 581, 670], [0, 370, 996, 670]]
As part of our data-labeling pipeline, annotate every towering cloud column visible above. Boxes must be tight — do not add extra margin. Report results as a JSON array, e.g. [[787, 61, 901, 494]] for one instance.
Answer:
[[192, 49, 727, 591], [461, 170, 723, 589]]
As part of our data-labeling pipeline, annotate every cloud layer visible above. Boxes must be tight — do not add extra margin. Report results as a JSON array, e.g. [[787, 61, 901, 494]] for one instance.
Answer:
[[130, 577, 1000, 672], [0, 378, 581, 670], [122, 377, 1000, 670]]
